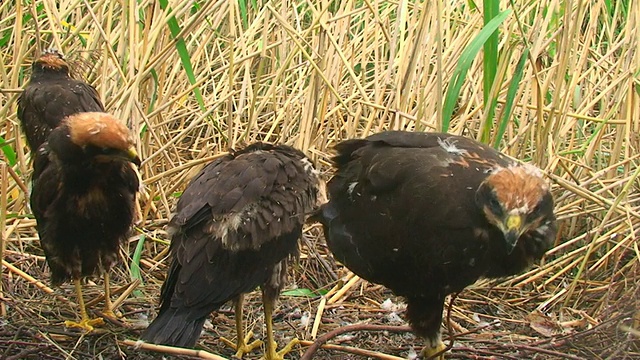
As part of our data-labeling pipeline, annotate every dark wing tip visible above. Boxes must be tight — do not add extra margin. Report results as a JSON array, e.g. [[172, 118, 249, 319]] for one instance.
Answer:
[[331, 138, 369, 167]]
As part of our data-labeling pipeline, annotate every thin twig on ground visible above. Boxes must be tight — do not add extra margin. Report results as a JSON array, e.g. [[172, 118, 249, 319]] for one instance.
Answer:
[[120, 339, 229, 360], [300, 323, 412, 360]]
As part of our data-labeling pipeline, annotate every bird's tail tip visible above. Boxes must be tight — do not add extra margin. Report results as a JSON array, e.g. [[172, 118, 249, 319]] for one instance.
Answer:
[[139, 310, 206, 348]]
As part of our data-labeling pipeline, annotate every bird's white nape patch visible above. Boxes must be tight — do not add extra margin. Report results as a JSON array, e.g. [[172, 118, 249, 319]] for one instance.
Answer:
[[437, 137, 467, 155]]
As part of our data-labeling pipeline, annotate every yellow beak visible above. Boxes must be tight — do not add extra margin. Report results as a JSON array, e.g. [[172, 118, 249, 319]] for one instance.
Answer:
[[126, 146, 141, 166], [503, 214, 524, 253], [506, 214, 522, 230]]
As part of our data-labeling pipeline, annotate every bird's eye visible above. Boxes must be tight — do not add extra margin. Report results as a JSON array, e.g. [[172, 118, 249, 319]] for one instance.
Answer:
[[489, 198, 501, 212], [529, 203, 545, 220], [531, 205, 541, 215]]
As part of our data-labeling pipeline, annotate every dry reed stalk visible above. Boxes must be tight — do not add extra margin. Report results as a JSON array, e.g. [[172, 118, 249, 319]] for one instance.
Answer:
[[298, 339, 407, 360], [0, 162, 7, 316], [328, 273, 360, 304], [121, 339, 229, 359], [2, 259, 74, 307]]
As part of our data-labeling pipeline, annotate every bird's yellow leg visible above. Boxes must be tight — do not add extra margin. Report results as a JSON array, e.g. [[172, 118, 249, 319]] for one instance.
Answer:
[[220, 294, 263, 358], [420, 336, 447, 360], [101, 271, 118, 319], [64, 278, 104, 331], [262, 293, 299, 360]]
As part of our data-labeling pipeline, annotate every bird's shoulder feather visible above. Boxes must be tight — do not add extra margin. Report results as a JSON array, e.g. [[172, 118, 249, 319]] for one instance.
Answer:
[[170, 144, 319, 252]]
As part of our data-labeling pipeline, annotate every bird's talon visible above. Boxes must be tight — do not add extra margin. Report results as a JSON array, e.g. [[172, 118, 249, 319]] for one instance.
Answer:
[[220, 336, 236, 349], [221, 331, 264, 358], [264, 338, 300, 360], [236, 339, 263, 358], [64, 317, 105, 332], [101, 308, 120, 320], [273, 338, 300, 360]]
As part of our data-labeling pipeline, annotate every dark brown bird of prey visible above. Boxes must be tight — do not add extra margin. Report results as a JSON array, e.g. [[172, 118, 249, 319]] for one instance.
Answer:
[[17, 49, 104, 151], [316, 131, 557, 359], [141, 143, 323, 360], [31, 112, 140, 331]]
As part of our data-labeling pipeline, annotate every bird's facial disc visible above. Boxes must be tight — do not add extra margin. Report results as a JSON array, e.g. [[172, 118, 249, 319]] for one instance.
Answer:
[[477, 167, 552, 254], [483, 205, 530, 254]]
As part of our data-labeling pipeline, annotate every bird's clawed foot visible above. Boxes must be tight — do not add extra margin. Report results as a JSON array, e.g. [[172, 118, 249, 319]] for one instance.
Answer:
[[101, 308, 118, 319], [64, 317, 105, 332], [421, 339, 447, 360], [97, 308, 132, 328], [263, 338, 300, 360], [221, 331, 264, 358]]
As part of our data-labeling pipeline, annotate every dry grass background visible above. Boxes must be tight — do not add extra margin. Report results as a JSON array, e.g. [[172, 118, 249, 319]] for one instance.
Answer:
[[0, 0, 639, 359]]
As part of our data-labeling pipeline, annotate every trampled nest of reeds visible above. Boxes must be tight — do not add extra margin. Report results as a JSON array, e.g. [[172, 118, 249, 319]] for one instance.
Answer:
[[1, 224, 638, 359]]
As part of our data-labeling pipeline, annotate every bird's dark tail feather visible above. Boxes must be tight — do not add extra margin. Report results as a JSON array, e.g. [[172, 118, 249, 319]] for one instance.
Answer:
[[140, 309, 207, 348]]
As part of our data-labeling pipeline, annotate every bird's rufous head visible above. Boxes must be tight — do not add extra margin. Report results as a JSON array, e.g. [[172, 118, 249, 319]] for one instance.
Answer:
[[63, 112, 141, 166], [33, 49, 69, 73], [476, 164, 555, 253]]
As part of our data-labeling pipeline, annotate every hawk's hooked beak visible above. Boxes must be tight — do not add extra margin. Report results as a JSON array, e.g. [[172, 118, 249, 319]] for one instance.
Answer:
[[96, 146, 141, 166], [127, 146, 142, 167], [503, 214, 524, 254]]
